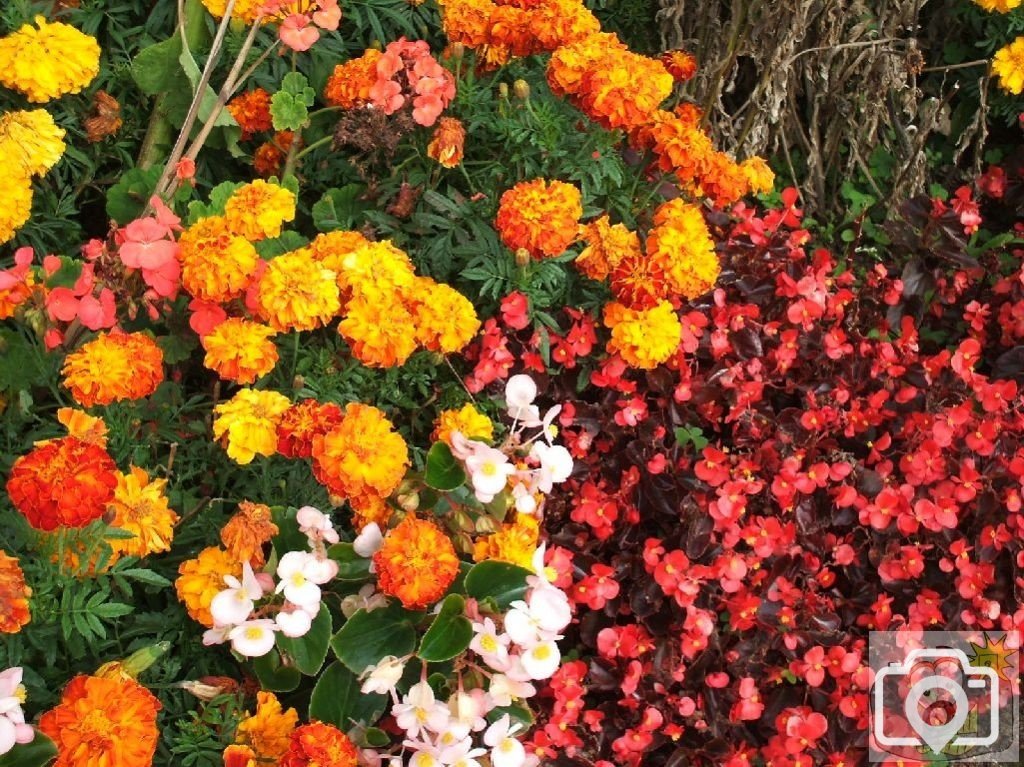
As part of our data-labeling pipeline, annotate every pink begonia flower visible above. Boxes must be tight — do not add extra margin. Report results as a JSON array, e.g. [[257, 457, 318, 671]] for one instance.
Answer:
[[42, 255, 62, 276], [76, 290, 117, 330], [119, 218, 181, 299], [370, 79, 405, 114], [187, 298, 228, 337], [280, 14, 320, 52], [312, 0, 341, 30]]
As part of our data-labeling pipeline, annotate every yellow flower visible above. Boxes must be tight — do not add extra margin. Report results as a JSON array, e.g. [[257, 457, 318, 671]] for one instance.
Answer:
[[106, 467, 178, 559], [213, 388, 292, 465], [333, 241, 417, 301], [57, 408, 108, 447], [473, 513, 539, 569], [993, 36, 1024, 95], [432, 403, 494, 445], [0, 17, 100, 103], [304, 230, 373, 273], [175, 546, 241, 627], [62, 332, 165, 408], [643, 199, 720, 301], [0, 109, 66, 177], [338, 291, 419, 367], [198, 0, 266, 22], [0, 163, 33, 245], [411, 277, 481, 354], [312, 403, 409, 502], [255, 249, 341, 332], [178, 216, 260, 303], [740, 156, 775, 195], [224, 180, 297, 241], [972, 0, 1021, 10], [201, 318, 279, 384], [604, 300, 681, 369], [234, 691, 299, 763]]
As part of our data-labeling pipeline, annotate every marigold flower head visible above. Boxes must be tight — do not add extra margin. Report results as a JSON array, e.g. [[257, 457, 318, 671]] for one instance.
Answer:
[[255, 250, 341, 332], [179, 216, 260, 303], [495, 178, 582, 259], [604, 300, 681, 369], [338, 291, 419, 367], [973, 0, 1021, 10], [350, 493, 393, 532], [0, 248, 36, 317], [644, 199, 720, 301], [0, 167, 33, 245], [227, 89, 274, 140], [546, 32, 625, 95], [0, 550, 31, 633], [994, 36, 1024, 95], [303, 230, 373, 273], [213, 388, 292, 465], [433, 403, 494, 445], [527, 0, 601, 52], [7, 436, 118, 530], [638, 107, 715, 182], [106, 466, 178, 560], [575, 215, 641, 281], [201, 318, 279, 384], [198, 0, 265, 22], [0, 109, 66, 177], [0, 17, 100, 103], [175, 546, 242, 627], [254, 131, 298, 178], [39, 674, 161, 767], [661, 49, 698, 81], [220, 501, 278, 568], [324, 49, 383, 108], [571, 47, 673, 131], [62, 332, 164, 407], [277, 399, 344, 458], [411, 277, 481, 354], [609, 249, 672, 309], [440, 0, 495, 49], [334, 241, 417, 301], [373, 514, 460, 609], [224, 180, 297, 241], [234, 691, 299, 762], [280, 722, 359, 767], [54, 408, 107, 448], [473, 512, 539, 569], [740, 156, 775, 195], [312, 403, 409, 501], [223, 745, 257, 767], [427, 117, 466, 168]]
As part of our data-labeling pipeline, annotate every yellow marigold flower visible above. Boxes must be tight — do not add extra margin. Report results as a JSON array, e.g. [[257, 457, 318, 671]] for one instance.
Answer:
[[575, 215, 641, 281], [106, 466, 178, 560], [304, 230, 373, 273], [994, 36, 1024, 95], [57, 407, 108, 447], [645, 199, 720, 300], [0, 109, 66, 176], [604, 300, 681, 369], [432, 403, 494, 445], [62, 332, 164, 408], [179, 216, 260, 303], [495, 178, 582, 259], [324, 49, 383, 108], [213, 388, 292, 465], [0, 17, 100, 103], [198, 0, 265, 22], [338, 291, 419, 367], [312, 403, 409, 501], [473, 513, 539, 569], [333, 241, 417, 301], [373, 514, 460, 609], [201, 318, 279, 384], [175, 546, 242, 627], [0, 550, 31, 633], [0, 165, 33, 245], [427, 117, 466, 168], [411, 277, 481, 354], [547, 32, 626, 96], [740, 156, 775, 195], [973, 0, 1021, 10], [235, 691, 299, 763], [221, 500, 279, 568], [224, 180, 297, 241], [255, 250, 341, 332]]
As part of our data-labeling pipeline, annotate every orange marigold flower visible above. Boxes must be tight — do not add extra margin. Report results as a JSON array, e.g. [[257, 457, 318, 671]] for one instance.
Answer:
[[488, 4, 535, 57], [0, 266, 35, 319], [312, 403, 409, 502], [440, 0, 495, 49], [255, 250, 341, 332], [277, 399, 344, 459], [254, 131, 298, 178], [609, 249, 671, 309], [39, 674, 161, 767], [0, 550, 31, 633], [473, 512, 539, 569], [333, 241, 417, 302], [338, 291, 419, 367], [201, 318, 279, 384], [350, 493, 393, 532], [234, 691, 298, 763], [645, 198, 720, 300], [227, 88, 273, 140], [432, 403, 493, 445], [57, 407, 108, 447], [575, 215, 641, 281], [223, 744, 257, 767], [411, 277, 481, 354], [660, 49, 698, 81], [280, 722, 359, 767], [604, 299, 681, 370], [176, 546, 242, 627], [528, 0, 601, 52], [546, 32, 625, 95], [374, 514, 460, 609], [221, 501, 279, 568], [427, 117, 466, 168], [495, 178, 582, 259], [106, 466, 178, 559], [62, 332, 164, 407], [324, 49, 383, 108], [637, 108, 715, 183], [6, 436, 118, 530], [224, 180, 297, 241], [304, 230, 373, 277], [179, 215, 260, 303]]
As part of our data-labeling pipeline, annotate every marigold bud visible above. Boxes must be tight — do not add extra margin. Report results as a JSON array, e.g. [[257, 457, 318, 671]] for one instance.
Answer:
[[513, 79, 530, 100], [498, 82, 509, 99], [515, 247, 532, 267]]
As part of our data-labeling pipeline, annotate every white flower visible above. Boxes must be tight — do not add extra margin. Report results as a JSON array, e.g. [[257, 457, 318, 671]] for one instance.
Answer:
[[520, 639, 561, 680], [505, 588, 572, 646], [275, 551, 325, 611], [505, 375, 539, 424], [484, 715, 527, 767], [470, 618, 511, 670], [228, 619, 278, 657], [393, 681, 451, 738], [275, 607, 314, 638], [202, 625, 231, 646], [437, 733, 486, 766], [353, 522, 384, 558], [360, 655, 406, 696], [0, 668, 33, 757], [341, 583, 389, 618], [448, 689, 492, 734], [464, 443, 516, 503], [530, 442, 573, 493], [511, 483, 537, 515], [210, 562, 263, 627], [296, 505, 340, 544], [487, 674, 536, 708]]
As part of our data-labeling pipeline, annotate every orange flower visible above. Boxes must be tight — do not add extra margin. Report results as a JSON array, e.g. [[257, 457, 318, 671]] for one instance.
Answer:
[[494, 178, 582, 259], [221, 501, 279, 568], [201, 318, 279, 384], [234, 691, 298, 763], [280, 722, 359, 767], [277, 399, 344, 459], [254, 131, 299, 178], [373, 514, 460, 609], [338, 290, 419, 367], [224, 180, 297, 241], [575, 215, 640, 281], [223, 744, 257, 767], [660, 49, 697, 81], [254, 249, 340, 332], [228, 88, 273, 140], [175, 546, 242, 627], [427, 117, 466, 168], [106, 466, 178, 559], [6, 436, 118, 530], [312, 403, 409, 502], [57, 407, 108, 446], [304, 230, 373, 274], [324, 49, 383, 108], [61, 332, 164, 407], [178, 216, 260, 303], [350, 493, 393, 532], [410, 277, 481, 354], [432, 403, 493, 445], [473, 513, 539, 569], [0, 550, 31, 633], [645, 198, 720, 300], [39, 674, 161, 767]]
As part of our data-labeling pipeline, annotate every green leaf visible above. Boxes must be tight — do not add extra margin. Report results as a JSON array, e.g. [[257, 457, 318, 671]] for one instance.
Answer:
[[281, 72, 315, 103], [131, 36, 184, 95], [424, 442, 467, 491], [330, 603, 419, 675], [326, 543, 373, 581], [0, 731, 58, 767], [418, 594, 472, 663], [487, 703, 534, 730], [309, 661, 387, 730], [464, 561, 532, 609], [255, 231, 309, 259], [0, 329, 45, 393], [106, 167, 162, 224], [91, 603, 134, 618], [271, 92, 311, 132], [186, 180, 244, 223], [311, 185, 370, 232], [252, 649, 302, 692], [271, 507, 310, 561], [116, 568, 172, 588], [179, 34, 237, 128], [277, 604, 333, 675]]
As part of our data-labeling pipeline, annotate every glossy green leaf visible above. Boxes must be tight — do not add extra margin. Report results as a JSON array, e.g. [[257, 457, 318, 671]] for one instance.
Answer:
[[0, 732, 57, 767], [277, 603, 332, 676], [308, 661, 387, 730], [418, 594, 472, 662], [424, 442, 467, 491], [464, 561, 532, 609], [252, 648, 302, 692], [326, 542, 373, 581], [330, 603, 419, 675]]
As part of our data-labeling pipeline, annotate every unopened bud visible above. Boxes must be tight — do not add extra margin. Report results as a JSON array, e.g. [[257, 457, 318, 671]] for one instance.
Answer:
[[450, 42, 465, 60], [370, 39, 383, 51], [397, 491, 420, 512], [292, 374, 305, 390], [498, 82, 509, 99], [514, 248, 531, 267], [513, 79, 530, 100]]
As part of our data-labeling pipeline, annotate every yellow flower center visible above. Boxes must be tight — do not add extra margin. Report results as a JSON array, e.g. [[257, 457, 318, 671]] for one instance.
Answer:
[[245, 627, 263, 640], [480, 634, 498, 652], [481, 462, 498, 476], [533, 645, 552, 660]]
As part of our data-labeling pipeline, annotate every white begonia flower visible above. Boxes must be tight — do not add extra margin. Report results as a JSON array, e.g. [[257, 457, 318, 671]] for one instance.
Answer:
[[210, 562, 263, 627], [469, 618, 512, 670], [437, 733, 486, 767], [530, 442, 573, 493], [408, 748, 442, 767], [305, 555, 338, 584], [275, 551, 325, 612], [275, 607, 314, 638], [0, 668, 33, 757], [353, 522, 384, 558], [448, 689, 492, 734], [511, 483, 537, 515], [202, 624, 231, 646], [528, 543, 557, 586], [484, 715, 527, 767], [520, 639, 561, 680], [464, 443, 516, 503], [505, 374, 537, 411], [487, 674, 536, 708], [228, 619, 278, 657], [393, 681, 451, 738], [296, 505, 340, 544], [341, 583, 389, 618], [526, 586, 572, 632], [360, 655, 406, 697]]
